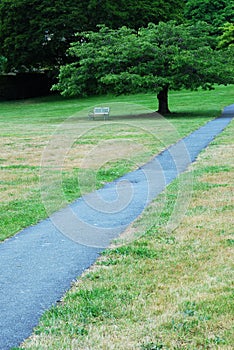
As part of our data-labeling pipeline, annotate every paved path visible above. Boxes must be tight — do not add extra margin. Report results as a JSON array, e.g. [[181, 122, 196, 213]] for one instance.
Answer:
[[0, 105, 233, 350]]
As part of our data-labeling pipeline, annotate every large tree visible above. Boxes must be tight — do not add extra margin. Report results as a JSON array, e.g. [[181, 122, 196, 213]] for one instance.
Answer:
[[0, 0, 184, 73], [53, 22, 234, 114]]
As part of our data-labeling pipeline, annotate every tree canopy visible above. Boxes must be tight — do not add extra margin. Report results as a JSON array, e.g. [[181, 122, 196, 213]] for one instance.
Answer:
[[0, 0, 184, 72], [53, 22, 234, 114]]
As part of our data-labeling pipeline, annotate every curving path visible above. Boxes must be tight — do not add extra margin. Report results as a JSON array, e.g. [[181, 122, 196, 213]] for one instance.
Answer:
[[0, 105, 233, 350]]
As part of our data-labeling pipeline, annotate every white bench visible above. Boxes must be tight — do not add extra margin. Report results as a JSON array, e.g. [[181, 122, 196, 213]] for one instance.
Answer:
[[88, 107, 110, 120]]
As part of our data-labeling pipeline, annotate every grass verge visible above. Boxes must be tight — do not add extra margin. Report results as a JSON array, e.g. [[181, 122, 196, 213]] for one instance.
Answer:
[[1, 85, 233, 242], [18, 99, 234, 348]]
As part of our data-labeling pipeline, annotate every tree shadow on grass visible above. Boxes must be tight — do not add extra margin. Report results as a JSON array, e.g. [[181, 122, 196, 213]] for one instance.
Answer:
[[76, 109, 221, 122], [166, 110, 221, 119], [107, 110, 220, 120]]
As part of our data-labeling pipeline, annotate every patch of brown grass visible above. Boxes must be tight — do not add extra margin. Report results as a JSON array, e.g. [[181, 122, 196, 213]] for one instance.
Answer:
[[22, 120, 234, 349]]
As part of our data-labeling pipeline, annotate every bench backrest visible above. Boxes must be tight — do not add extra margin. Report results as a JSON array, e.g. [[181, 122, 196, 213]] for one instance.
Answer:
[[94, 107, 109, 114]]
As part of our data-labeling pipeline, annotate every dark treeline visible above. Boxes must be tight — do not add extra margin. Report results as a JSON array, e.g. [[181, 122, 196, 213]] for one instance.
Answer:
[[0, 0, 233, 100], [0, 0, 184, 72]]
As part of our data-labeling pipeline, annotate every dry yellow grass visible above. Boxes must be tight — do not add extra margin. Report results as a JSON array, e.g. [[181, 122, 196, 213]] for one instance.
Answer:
[[1, 106, 196, 240], [21, 119, 233, 349]]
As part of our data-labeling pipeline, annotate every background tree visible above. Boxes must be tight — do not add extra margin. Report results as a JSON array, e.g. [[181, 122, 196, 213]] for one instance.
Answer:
[[0, 0, 88, 72], [53, 22, 234, 114], [184, 0, 234, 35], [0, 0, 184, 73], [87, 0, 184, 30]]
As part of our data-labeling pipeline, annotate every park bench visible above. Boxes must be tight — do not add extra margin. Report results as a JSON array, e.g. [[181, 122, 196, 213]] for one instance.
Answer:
[[88, 107, 110, 120]]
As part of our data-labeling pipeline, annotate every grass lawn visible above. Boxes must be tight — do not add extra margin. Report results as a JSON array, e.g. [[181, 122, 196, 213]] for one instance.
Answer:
[[0, 85, 233, 242], [16, 87, 234, 349]]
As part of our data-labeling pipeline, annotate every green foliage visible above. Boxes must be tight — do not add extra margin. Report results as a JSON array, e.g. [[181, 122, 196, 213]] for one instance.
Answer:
[[184, 0, 234, 34], [53, 22, 234, 113], [87, 0, 184, 29], [0, 0, 184, 72], [0, 0, 87, 72], [218, 22, 234, 48]]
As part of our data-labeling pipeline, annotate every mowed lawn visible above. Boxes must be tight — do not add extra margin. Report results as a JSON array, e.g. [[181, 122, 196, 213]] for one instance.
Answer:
[[0, 85, 233, 349], [16, 87, 234, 349], [0, 85, 233, 243]]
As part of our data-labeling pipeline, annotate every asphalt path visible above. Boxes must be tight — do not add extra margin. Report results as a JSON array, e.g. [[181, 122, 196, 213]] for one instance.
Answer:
[[0, 105, 233, 349]]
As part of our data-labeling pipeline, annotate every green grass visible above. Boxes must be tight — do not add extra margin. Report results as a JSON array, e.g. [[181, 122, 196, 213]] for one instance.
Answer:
[[0, 85, 233, 242], [20, 115, 234, 349]]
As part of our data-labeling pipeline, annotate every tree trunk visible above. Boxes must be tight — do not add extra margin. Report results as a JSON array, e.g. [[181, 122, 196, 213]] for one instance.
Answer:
[[157, 86, 171, 115]]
